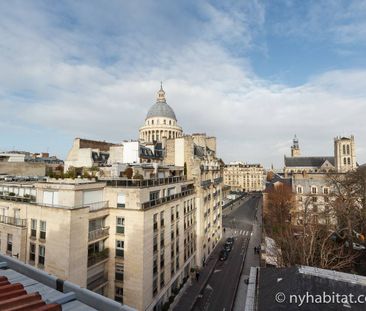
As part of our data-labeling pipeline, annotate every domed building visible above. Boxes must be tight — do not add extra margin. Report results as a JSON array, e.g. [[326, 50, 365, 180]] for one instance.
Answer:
[[139, 84, 183, 143]]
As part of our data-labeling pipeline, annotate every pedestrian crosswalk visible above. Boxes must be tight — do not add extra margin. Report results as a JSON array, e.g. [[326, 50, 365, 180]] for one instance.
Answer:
[[232, 229, 251, 236]]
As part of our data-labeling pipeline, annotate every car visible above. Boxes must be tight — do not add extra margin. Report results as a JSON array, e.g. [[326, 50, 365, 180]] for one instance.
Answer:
[[224, 243, 232, 252], [219, 250, 228, 261], [226, 237, 234, 245]]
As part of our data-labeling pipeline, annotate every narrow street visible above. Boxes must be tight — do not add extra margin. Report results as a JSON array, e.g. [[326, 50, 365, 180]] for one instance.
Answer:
[[192, 195, 262, 311]]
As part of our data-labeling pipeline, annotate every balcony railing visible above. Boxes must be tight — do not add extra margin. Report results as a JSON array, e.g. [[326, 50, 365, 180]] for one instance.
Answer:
[[88, 226, 110, 241], [0, 215, 27, 228], [0, 194, 35, 203], [87, 271, 108, 291], [214, 177, 223, 185], [88, 248, 109, 267], [141, 189, 195, 209], [87, 201, 109, 211], [102, 176, 187, 188], [27, 200, 109, 211]]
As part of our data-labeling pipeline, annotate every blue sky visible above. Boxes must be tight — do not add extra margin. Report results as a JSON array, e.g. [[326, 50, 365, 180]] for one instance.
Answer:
[[1, 0, 366, 167]]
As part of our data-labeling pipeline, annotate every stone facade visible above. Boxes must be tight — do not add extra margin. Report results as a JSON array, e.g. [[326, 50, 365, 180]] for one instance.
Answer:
[[0, 167, 196, 311], [223, 162, 265, 192]]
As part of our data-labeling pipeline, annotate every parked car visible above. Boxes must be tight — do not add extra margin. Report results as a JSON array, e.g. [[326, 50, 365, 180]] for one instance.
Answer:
[[226, 237, 234, 245], [224, 242, 232, 252], [219, 250, 228, 261]]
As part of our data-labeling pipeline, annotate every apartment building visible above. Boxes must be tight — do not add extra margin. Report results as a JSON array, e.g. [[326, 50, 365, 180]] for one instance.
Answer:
[[0, 164, 196, 311], [223, 162, 265, 192], [165, 133, 223, 267]]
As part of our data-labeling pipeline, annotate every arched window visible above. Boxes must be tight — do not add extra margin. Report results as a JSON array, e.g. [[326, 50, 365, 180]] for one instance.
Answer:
[[343, 158, 347, 165], [342, 145, 346, 155], [169, 120, 171, 125], [164, 119, 166, 125], [152, 120, 154, 125], [346, 145, 350, 155], [347, 157, 351, 165]]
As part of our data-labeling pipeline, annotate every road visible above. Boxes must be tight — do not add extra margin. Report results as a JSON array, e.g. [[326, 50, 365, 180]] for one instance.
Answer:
[[193, 195, 261, 311]]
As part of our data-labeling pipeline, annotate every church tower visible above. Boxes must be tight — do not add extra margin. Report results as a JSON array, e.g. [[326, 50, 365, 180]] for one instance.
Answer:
[[291, 135, 301, 157], [334, 135, 357, 173]]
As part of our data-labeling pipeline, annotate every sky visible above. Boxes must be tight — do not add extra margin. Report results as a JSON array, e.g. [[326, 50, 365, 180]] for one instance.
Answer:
[[1, 0, 366, 168]]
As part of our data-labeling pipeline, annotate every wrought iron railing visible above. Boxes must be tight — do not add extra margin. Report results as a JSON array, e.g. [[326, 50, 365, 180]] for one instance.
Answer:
[[88, 226, 110, 241]]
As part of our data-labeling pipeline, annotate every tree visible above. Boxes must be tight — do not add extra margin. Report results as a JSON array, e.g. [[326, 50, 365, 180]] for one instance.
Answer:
[[264, 182, 358, 271]]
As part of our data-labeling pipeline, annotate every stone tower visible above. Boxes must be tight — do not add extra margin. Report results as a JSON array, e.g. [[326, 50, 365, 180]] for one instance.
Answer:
[[291, 135, 301, 157], [334, 135, 357, 173]]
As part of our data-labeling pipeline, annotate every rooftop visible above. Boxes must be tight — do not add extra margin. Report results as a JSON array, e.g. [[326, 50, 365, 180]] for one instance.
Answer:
[[284, 156, 335, 168], [0, 254, 134, 311]]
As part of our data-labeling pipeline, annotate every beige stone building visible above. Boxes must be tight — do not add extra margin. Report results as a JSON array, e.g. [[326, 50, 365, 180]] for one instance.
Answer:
[[0, 164, 196, 311], [0, 84, 223, 311], [223, 162, 265, 192], [163, 134, 223, 267], [285, 135, 358, 225]]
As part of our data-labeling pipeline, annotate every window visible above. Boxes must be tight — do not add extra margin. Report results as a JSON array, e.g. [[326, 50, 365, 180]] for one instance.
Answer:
[[323, 188, 329, 195], [311, 186, 317, 194], [7, 234, 12, 253], [153, 213, 158, 232], [348, 157, 351, 165], [160, 211, 164, 227], [153, 236, 158, 252], [343, 145, 346, 155], [347, 144, 350, 155], [344, 158, 347, 165], [324, 197, 329, 203], [116, 240, 124, 258], [40, 221, 46, 240], [115, 286, 123, 303], [160, 271, 165, 288], [171, 207, 175, 222], [31, 219, 37, 238], [150, 191, 159, 201], [29, 243, 36, 262], [117, 193, 125, 208], [312, 197, 317, 203], [116, 217, 125, 234], [297, 186, 303, 194], [39, 245, 45, 266], [115, 264, 124, 281], [153, 278, 158, 296]]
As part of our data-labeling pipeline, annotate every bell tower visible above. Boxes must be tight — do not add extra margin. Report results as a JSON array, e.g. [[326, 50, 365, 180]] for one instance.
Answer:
[[291, 135, 301, 157], [334, 135, 356, 173]]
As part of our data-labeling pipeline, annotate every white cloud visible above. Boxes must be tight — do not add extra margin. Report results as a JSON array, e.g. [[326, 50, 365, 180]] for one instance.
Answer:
[[0, 1, 365, 168]]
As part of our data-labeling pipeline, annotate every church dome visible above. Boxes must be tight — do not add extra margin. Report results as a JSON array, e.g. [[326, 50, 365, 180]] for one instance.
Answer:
[[145, 84, 177, 121]]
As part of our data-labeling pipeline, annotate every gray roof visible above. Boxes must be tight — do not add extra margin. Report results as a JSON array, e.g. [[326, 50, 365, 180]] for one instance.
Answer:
[[146, 102, 177, 120], [257, 266, 366, 310], [284, 156, 335, 168]]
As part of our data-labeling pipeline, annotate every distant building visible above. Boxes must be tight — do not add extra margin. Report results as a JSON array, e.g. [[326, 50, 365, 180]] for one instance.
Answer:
[[139, 83, 183, 143], [0, 151, 63, 177], [223, 162, 265, 192], [284, 135, 358, 225]]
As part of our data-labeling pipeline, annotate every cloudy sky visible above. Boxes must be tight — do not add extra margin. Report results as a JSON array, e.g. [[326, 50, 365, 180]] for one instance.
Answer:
[[1, 0, 365, 168]]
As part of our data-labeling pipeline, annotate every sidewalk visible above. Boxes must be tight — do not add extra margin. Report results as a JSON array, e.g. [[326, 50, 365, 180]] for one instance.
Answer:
[[172, 240, 225, 311]]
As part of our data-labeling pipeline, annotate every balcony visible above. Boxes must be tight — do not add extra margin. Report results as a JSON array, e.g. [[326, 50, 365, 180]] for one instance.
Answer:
[[87, 271, 108, 291], [141, 189, 195, 209], [87, 201, 109, 211], [0, 215, 27, 228], [0, 193, 35, 203], [214, 177, 223, 185], [103, 176, 187, 188], [88, 248, 109, 267], [28, 200, 109, 211], [88, 226, 110, 242]]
